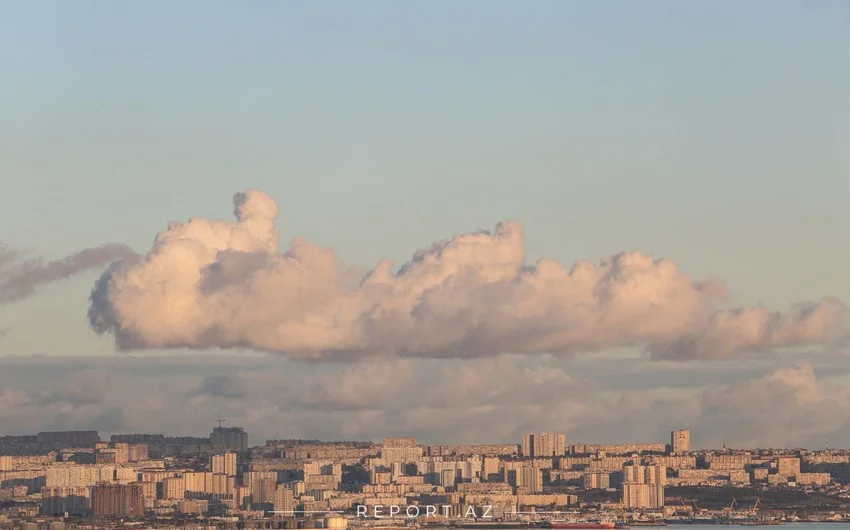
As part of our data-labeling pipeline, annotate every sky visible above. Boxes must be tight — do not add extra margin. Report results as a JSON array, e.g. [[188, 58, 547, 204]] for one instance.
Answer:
[[0, 0, 848, 447]]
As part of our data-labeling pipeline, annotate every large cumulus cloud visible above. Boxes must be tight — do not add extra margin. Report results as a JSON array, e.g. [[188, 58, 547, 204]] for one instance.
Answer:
[[88, 189, 846, 360]]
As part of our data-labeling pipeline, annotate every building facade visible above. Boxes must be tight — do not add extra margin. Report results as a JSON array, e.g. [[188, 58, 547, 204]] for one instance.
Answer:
[[522, 433, 567, 457], [91, 483, 145, 517], [671, 429, 691, 454], [210, 427, 248, 452]]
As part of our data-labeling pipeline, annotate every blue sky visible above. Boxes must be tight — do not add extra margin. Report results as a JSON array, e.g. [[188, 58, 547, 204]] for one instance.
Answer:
[[0, 0, 848, 357]]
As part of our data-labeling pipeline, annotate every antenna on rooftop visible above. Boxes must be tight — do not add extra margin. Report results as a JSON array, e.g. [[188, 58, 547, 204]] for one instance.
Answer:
[[825, 435, 829, 451], [215, 419, 227, 429]]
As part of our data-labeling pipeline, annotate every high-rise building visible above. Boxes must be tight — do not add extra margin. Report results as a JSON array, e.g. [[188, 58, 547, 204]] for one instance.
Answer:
[[522, 434, 533, 457], [96, 441, 145, 464], [776, 457, 801, 476], [243, 471, 277, 490], [623, 463, 645, 484], [128, 444, 148, 462], [621, 463, 665, 509], [554, 433, 567, 456], [645, 464, 666, 486], [91, 483, 145, 517], [41, 486, 92, 516], [112, 442, 130, 463], [671, 429, 691, 454], [521, 467, 543, 493], [381, 438, 423, 463], [37, 431, 100, 448], [162, 477, 186, 500], [622, 482, 665, 509], [582, 472, 610, 489], [210, 427, 248, 451], [274, 487, 295, 514], [252, 478, 277, 505], [521, 433, 567, 457], [211, 452, 237, 476]]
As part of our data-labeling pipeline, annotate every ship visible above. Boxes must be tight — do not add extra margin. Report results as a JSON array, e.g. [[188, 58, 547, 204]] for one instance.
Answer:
[[544, 519, 618, 529], [548, 522, 616, 529], [663, 517, 721, 525], [449, 521, 529, 530]]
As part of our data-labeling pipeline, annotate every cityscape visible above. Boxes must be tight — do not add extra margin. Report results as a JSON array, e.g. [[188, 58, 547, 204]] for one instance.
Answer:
[[3, 427, 850, 529], [2, 1, 849, 529]]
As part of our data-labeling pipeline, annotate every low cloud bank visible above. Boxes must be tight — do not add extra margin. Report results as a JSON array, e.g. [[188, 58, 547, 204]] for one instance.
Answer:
[[0, 355, 848, 448]]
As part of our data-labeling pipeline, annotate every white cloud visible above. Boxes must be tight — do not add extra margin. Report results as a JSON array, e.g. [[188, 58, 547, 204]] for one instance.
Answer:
[[88, 189, 846, 360]]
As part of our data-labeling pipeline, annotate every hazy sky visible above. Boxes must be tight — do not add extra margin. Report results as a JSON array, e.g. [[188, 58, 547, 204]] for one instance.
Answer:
[[0, 1, 848, 445]]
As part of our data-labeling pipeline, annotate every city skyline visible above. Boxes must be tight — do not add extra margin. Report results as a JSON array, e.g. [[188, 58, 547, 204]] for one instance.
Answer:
[[5, 428, 847, 526], [0, 424, 841, 454], [0, 426, 839, 458], [1, 0, 849, 451], [0, 425, 819, 452]]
